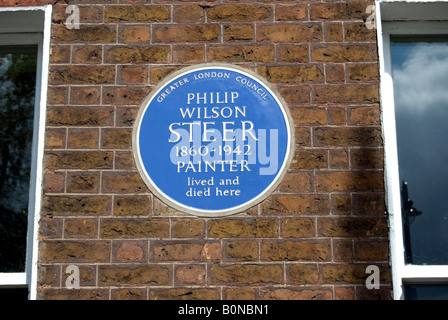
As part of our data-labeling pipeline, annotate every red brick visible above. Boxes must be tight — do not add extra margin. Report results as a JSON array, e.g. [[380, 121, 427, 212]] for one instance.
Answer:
[[318, 217, 388, 237], [206, 4, 272, 21], [154, 25, 220, 42], [173, 5, 204, 23], [104, 5, 169, 22], [315, 171, 383, 192]]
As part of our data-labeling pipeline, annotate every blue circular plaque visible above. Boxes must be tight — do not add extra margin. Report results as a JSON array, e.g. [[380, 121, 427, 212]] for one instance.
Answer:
[[133, 64, 294, 217]]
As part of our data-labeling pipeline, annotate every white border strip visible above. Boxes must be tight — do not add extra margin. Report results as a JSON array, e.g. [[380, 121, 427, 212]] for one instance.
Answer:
[[0, 5, 52, 300], [28, 5, 52, 301]]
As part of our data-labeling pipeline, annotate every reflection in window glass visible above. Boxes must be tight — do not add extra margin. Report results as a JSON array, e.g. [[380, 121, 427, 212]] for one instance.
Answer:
[[404, 284, 448, 300], [391, 40, 448, 265], [0, 46, 37, 272]]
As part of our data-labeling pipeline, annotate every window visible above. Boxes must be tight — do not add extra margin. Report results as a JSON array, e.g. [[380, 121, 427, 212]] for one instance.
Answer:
[[377, 0, 448, 299], [0, 6, 51, 300]]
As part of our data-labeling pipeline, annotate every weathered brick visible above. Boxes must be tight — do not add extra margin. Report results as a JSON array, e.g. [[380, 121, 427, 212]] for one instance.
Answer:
[[43, 171, 64, 193], [102, 173, 147, 193], [148, 288, 220, 300], [276, 4, 307, 21], [52, 25, 116, 43], [105, 5, 169, 22], [310, 2, 370, 20], [119, 25, 151, 43], [68, 129, 99, 149], [45, 128, 65, 149], [113, 195, 151, 216], [348, 64, 379, 82], [173, 45, 205, 64], [70, 87, 101, 105], [106, 46, 170, 64], [288, 264, 319, 284], [325, 64, 345, 83], [120, 66, 148, 84], [116, 107, 139, 127], [322, 264, 390, 284], [260, 288, 332, 300], [38, 288, 108, 300], [318, 217, 388, 237], [225, 241, 258, 261], [349, 105, 381, 125], [295, 127, 312, 147], [42, 195, 111, 216], [150, 66, 179, 84], [257, 24, 322, 42], [345, 23, 377, 41], [210, 264, 282, 284], [208, 219, 278, 238], [281, 218, 315, 238], [67, 172, 100, 193], [50, 66, 114, 84], [278, 172, 312, 193], [175, 265, 206, 285], [326, 23, 343, 42], [355, 240, 389, 261], [112, 289, 145, 300], [208, 45, 274, 63], [41, 241, 110, 262], [207, 4, 272, 21], [224, 287, 256, 300], [99, 265, 169, 285], [47, 86, 67, 105], [100, 219, 169, 238], [154, 25, 220, 42], [352, 193, 385, 215], [315, 171, 383, 192], [64, 219, 97, 238], [102, 128, 132, 149], [314, 127, 382, 147], [261, 195, 329, 215], [258, 65, 323, 83], [351, 148, 383, 169], [290, 107, 327, 125], [261, 240, 330, 261], [172, 219, 205, 238], [47, 107, 113, 126], [103, 87, 152, 106], [279, 86, 311, 104], [73, 46, 102, 64], [332, 194, 352, 214], [224, 25, 254, 41], [114, 241, 146, 262], [50, 45, 70, 63], [335, 287, 355, 300], [291, 149, 327, 169], [115, 152, 136, 170], [173, 5, 203, 23], [328, 107, 347, 125], [278, 45, 308, 62], [153, 242, 221, 261], [329, 149, 349, 169], [312, 44, 377, 62], [314, 85, 379, 103], [334, 239, 354, 261], [45, 151, 113, 170]]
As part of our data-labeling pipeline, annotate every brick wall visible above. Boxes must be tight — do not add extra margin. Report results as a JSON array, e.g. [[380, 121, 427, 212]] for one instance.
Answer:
[[13, 0, 391, 300]]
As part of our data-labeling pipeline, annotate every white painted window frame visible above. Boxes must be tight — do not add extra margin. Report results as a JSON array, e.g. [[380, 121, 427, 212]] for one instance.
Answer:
[[377, 0, 448, 300], [0, 6, 51, 300]]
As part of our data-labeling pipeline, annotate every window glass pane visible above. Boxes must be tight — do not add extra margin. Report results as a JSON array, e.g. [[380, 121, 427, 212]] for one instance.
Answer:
[[391, 40, 448, 265], [0, 46, 37, 272], [404, 284, 448, 300]]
